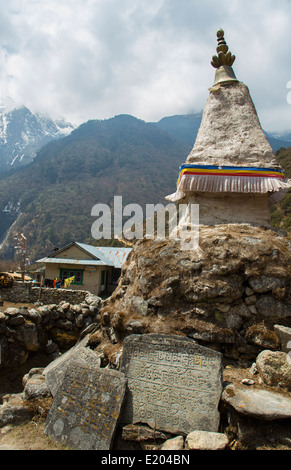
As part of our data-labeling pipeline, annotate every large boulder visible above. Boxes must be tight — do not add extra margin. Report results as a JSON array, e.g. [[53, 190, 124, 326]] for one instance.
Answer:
[[99, 224, 291, 362]]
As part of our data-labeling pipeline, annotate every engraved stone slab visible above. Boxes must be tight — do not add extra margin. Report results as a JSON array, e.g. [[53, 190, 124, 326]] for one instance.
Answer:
[[44, 343, 102, 396], [44, 362, 127, 450], [120, 334, 223, 435]]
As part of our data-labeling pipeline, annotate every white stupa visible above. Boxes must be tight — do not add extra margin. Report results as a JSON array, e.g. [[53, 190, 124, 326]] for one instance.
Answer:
[[166, 29, 291, 227]]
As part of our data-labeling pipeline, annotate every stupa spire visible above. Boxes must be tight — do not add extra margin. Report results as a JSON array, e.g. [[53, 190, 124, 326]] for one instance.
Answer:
[[211, 29, 238, 86]]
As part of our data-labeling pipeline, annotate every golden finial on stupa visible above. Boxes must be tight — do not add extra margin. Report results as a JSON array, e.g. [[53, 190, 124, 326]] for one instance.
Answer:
[[211, 29, 238, 86]]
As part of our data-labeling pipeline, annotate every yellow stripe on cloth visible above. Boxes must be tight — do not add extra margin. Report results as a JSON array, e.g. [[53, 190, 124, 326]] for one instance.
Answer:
[[177, 165, 285, 186]]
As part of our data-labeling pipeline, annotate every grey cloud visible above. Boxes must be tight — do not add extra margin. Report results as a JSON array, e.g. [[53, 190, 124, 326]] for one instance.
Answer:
[[0, 0, 290, 132]]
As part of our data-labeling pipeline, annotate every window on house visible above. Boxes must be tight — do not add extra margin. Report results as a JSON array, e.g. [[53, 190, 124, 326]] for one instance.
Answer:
[[60, 269, 84, 285]]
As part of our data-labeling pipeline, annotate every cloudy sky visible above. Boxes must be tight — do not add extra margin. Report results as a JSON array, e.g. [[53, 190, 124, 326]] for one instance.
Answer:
[[0, 0, 291, 133]]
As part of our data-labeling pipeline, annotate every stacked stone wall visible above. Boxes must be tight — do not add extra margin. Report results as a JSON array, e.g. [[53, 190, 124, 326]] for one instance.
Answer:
[[0, 293, 102, 376], [0, 282, 90, 305]]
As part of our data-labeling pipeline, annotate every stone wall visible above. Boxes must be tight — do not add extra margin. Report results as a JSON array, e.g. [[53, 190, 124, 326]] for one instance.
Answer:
[[0, 293, 102, 375], [0, 282, 90, 305]]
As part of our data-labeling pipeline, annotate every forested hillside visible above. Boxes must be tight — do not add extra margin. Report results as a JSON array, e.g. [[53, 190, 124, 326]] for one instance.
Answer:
[[270, 147, 291, 232], [0, 115, 190, 261]]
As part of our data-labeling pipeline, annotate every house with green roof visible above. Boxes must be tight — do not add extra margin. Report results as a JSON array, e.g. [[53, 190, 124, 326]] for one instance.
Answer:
[[36, 241, 132, 295]]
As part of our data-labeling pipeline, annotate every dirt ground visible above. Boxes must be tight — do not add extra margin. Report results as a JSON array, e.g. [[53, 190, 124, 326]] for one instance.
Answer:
[[0, 419, 71, 450]]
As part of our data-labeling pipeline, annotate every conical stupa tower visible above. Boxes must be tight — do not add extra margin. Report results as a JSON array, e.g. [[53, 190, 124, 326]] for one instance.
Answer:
[[166, 29, 291, 227]]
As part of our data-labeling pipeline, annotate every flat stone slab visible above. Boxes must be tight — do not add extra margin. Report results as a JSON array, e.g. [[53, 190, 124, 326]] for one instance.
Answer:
[[120, 334, 223, 435], [43, 335, 101, 396], [44, 362, 126, 450], [222, 384, 291, 420]]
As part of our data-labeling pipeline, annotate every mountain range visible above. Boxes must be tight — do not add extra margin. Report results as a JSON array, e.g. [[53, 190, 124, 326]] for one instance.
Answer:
[[0, 114, 190, 261], [0, 105, 290, 177], [0, 103, 74, 174], [0, 109, 290, 263]]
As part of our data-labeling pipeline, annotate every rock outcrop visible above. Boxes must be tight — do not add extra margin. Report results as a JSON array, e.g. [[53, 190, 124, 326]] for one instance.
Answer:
[[100, 224, 290, 363]]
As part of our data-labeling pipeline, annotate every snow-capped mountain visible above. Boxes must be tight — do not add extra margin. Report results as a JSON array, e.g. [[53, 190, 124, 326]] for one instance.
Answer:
[[267, 130, 291, 144], [0, 102, 75, 173]]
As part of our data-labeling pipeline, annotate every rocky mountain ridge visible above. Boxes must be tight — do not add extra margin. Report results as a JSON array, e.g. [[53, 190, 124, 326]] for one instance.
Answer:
[[0, 104, 74, 174], [0, 115, 191, 261]]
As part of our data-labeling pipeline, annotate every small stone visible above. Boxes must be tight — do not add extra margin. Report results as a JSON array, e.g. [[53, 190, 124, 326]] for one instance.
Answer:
[[245, 286, 254, 296], [4, 308, 21, 316], [8, 315, 25, 326], [57, 319, 73, 330], [85, 294, 102, 307], [216, 304, 230, 313], [248, 276, 286, 294], [248, 305, 257, 315], [75, 314, 84, 328], [245, 295, 256, 306], [245, 324, 280, 350], [71, 304, 82, 314], [125, 319, 147, 334], [25, 309, 42, 324], [23, 374, 51, 400], [89, 305, 98, 314], [249, 363, 258, 375], [241, 378, 255, 385], [185, 430, 228, 450], [61, 302, 70, 312], [161, 436, 184, 450], [81, 308, 90, 317]]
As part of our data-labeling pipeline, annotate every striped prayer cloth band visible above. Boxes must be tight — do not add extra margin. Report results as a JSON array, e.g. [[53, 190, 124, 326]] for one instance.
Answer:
[[177, 164, 285, 187]]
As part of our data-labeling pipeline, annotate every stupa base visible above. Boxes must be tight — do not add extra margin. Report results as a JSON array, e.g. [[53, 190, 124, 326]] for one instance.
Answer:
[[180, 192, 271, 227]]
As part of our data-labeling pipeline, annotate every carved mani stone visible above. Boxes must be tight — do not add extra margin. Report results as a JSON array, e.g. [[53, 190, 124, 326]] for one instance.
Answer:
[[120, 334, 223, 435], [44, 361, 126, 450]]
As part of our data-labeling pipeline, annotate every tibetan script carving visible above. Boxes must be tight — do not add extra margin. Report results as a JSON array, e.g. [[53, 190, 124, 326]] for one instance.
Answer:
[[45, 361, 126, 450], [120, 334, 223, 435]]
